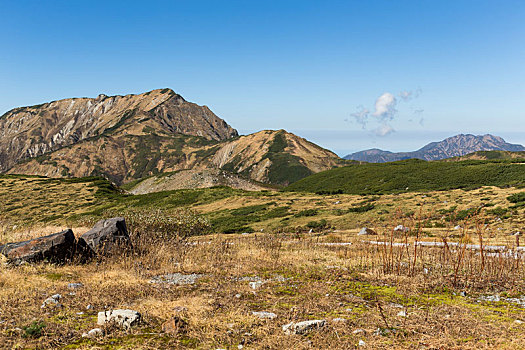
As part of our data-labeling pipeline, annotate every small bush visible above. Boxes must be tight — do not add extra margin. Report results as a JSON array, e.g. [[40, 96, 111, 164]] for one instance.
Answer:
[[23, 321, 46, 338]]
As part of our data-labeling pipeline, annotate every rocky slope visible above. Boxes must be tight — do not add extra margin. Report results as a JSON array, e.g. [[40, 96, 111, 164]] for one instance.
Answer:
[[1, 90, 343, 186], [126, 169, 274, 194], [344, 134, 525, 163]]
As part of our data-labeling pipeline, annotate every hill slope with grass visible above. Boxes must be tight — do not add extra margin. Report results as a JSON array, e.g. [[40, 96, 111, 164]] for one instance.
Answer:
[[285, 158, 525, 194]]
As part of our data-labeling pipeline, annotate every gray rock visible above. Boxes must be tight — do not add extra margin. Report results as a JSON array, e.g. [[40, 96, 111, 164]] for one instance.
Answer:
[[358, 227, 377, 235], [41, 294, 62, 308], [78, 217, 131, 256], [97, 309, 141, 328], [150, 273, 204, 285], [394, 225, 409, 233], [249, 281, 265, 290], [68, 283, 84, 290], [332, 318, 347, 323], [0, 230, 76, 264], [282, 319, 326, 335], [252, 311, 277, 320]]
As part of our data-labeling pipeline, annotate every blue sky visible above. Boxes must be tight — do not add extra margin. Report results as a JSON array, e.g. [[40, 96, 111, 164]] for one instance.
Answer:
[[1, 0, 524, 156]]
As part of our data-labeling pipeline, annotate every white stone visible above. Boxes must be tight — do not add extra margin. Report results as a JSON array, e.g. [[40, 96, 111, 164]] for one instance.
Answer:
[[282, 319, 326, 335], [87, 328, 104, 337], [41, 294, 62, 308], [249, 281, 265, 290], [97, 309, 141, 328], [252, 311, 277, 320], [358, 340, 366, 347]]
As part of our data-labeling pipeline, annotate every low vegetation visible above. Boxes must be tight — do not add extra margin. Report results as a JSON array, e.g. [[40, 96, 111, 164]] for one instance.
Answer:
[[2, 174, 525, 348], [286, 159, 525, 194]]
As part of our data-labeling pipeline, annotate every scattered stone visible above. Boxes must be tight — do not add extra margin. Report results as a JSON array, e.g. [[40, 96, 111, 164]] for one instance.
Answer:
[[173, 306, 188, 313], [332, 318, 346, 323], [82, 328, 104, 338], [358, 340, 366, 347], [249, 281, 265, 290], [282, 319, 326, 335], [358, 227, 377, 236], [454, 225, 462, 230], [252, 311, 277, 320], [78, 217, 132, 256], [41, 294, 62, 308], [352, 328, 365, 334], [397, 310, 407, 317], [76, 312, 84, 315], [319, 242, 352, 247], [68, 283, 84, 290], [235, 294, 242, 299], [394, 225, 409, 233], [515, 320, 524, 324], [86, 304, 94, 310], [0, 230, 76, 264], [162, 316, 187, 334], [150, 273, 204, 285], [97, 309, 141, 329]]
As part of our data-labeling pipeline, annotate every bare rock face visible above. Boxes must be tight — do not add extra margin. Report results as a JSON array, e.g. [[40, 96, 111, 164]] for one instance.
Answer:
[[0, 229, 76, 264], [78, 217, 131, 255]]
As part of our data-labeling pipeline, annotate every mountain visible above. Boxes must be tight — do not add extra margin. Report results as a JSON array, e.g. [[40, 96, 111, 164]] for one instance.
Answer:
[[0, 88, 237, 172], [344, 134, 525, 162], [1, 89, 343, 186]]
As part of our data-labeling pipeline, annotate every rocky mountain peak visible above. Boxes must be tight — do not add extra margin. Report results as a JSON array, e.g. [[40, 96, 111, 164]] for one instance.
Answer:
[[0, 89, 238, 172], [345, 134, 525, 163]]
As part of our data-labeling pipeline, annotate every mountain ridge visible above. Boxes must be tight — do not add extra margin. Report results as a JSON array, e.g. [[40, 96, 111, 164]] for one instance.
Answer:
[[344, 134, 525, 162], [0, 89, 344, 186]]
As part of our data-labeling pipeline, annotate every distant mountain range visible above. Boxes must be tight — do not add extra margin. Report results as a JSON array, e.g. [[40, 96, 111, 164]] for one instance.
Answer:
[[344, 134, 525, 163]]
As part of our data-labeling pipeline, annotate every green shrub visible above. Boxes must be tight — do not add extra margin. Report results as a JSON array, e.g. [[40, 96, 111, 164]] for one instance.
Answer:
[[294, 209, 318, 217], [23, 321, 46, 338]]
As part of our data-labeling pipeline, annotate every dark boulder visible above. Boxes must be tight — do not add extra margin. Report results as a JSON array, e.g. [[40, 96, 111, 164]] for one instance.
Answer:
[[0, 229, 76, 264], [78, 217, 132, 255]]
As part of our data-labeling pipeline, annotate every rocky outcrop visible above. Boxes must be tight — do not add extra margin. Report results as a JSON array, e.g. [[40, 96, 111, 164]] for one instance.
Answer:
[[0, 217, 131, 264], [78, 217, 131, 255], [345, 134, 525, 163], [0, 229, 76, 264]]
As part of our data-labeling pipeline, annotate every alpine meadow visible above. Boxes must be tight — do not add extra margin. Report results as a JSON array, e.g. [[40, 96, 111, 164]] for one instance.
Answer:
[[2, 1, 525, 349]]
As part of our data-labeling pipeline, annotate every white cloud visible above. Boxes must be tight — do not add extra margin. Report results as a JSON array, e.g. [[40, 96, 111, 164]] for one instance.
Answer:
[[373, 92, 397, 121], [375, 124, 395, 136], [399, 88, 422, 102], [351, 106, 370, 129], [349, 88, 421, 137]]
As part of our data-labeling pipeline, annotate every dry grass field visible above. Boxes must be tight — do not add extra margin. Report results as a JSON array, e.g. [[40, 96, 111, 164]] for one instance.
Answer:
[[1, 175, 525, 349]]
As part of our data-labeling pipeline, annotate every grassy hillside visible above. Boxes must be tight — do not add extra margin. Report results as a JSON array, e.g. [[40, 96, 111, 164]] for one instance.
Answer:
[[446, 150, 525, 161], [285, 159, 525, 195], [2, 173, 525, 236]]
